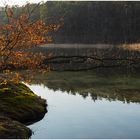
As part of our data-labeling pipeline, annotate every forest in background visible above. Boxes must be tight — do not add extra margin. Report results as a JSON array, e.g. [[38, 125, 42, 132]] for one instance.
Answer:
[[1, 1, 140, 44]]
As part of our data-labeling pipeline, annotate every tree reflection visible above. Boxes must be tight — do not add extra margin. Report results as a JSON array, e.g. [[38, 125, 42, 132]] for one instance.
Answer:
[[22, 68, 140, 104]]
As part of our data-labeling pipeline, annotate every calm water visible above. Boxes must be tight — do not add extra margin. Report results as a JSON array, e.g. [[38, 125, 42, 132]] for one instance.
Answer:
[[27, 69, 140, 139]]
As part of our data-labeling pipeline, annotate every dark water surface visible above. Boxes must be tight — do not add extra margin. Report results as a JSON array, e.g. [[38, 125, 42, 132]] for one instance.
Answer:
[[27, 69, 140, 139]]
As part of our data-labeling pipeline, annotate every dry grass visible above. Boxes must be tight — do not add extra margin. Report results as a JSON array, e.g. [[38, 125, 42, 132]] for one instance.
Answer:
[[121, 43, 140, 51]]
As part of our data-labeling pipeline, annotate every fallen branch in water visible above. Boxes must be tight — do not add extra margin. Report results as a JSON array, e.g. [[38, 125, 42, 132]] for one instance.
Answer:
[[45, 55, 140, 63]]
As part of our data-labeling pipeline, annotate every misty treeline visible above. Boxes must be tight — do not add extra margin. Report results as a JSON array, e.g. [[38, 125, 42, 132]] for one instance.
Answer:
[[1, 1, 140, 44]]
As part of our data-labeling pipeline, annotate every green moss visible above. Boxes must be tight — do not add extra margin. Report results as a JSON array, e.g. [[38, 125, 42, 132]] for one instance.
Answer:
[[0, 116, 32, 139], [0, 82, 47, 138]]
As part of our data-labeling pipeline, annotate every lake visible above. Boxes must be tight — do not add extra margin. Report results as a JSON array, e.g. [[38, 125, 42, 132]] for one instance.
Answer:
[[27, 68, 140, 139]]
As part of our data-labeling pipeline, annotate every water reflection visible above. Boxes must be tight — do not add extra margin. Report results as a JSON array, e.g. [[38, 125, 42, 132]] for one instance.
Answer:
[[26, 68, 140, 104], [28, 81, 140, 139], [27, 68, 140, 139]]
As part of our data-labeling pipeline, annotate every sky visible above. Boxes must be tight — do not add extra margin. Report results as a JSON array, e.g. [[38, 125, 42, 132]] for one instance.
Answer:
[[1, 0, 138, 7], [0, 0, 48, 7]]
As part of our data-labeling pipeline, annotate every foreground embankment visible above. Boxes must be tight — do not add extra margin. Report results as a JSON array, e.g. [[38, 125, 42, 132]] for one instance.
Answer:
[[0, 82, 47, 139]]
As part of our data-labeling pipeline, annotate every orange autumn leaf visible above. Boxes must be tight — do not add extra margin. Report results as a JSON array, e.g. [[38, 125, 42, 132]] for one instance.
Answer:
[[0, 5, 62, 83], [7, 8, 14, 17]]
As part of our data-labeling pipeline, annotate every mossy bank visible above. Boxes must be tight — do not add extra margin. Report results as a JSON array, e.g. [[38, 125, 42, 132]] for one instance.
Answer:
[[0, 82, 47, 139]]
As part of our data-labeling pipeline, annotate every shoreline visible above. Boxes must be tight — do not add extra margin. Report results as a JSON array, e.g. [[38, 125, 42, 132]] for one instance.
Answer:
[[0, 82, 47, 139]]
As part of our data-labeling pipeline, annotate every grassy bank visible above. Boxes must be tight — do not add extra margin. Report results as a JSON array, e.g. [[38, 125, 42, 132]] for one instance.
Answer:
[[0, 82, 47, 139]]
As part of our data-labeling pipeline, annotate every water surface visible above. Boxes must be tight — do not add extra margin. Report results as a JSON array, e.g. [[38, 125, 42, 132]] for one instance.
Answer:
[[27, 69, 140, 139]]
